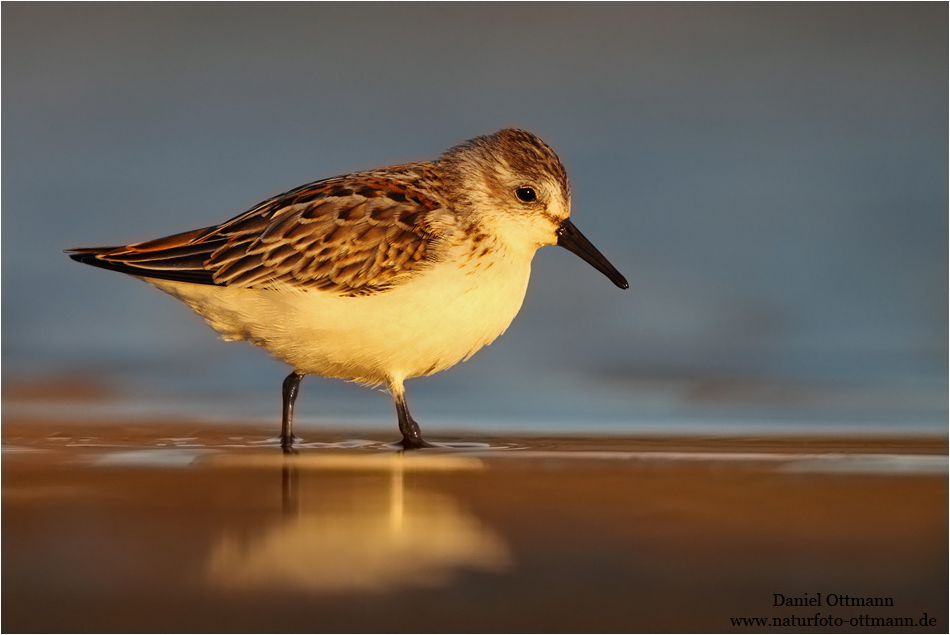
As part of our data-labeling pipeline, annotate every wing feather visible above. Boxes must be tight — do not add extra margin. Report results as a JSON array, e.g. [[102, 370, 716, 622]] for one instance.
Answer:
[[67, 164, 446, 295]]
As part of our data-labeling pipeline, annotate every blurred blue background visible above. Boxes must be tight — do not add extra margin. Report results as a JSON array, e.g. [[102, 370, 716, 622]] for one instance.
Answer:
[[3, 4, 946, 435]]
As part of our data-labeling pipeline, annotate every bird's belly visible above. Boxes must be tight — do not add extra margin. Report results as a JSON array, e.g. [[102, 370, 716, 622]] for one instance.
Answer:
[[145, 256, 532, 385]]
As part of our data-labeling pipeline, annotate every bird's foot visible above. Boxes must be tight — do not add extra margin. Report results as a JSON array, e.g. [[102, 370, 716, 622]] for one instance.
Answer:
[[280, 433, 301, 454], [400, 435, 437, 450]]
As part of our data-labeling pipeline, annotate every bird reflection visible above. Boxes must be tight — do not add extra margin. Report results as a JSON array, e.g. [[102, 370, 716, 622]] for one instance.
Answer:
[[207, 453, 510, 591], [281, 462, 298, 516]]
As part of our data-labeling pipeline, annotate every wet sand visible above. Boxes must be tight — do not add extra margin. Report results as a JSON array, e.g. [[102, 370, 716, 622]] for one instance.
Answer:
[[3, 420, 947, 633]]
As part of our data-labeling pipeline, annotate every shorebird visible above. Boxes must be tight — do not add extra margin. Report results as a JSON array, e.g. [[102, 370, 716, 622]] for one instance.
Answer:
[[69, 129, 628, 450]]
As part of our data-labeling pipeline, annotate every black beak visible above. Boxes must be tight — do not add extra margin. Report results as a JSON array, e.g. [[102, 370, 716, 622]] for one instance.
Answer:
[[556, 218, 629, 290]]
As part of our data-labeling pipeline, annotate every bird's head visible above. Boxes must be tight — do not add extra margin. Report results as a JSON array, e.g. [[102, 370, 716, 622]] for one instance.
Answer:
[[441, 128, 628, 289]]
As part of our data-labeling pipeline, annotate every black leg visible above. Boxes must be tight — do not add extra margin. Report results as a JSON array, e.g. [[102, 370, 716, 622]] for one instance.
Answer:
[[394, 391, 434, 450], [281, 371, 303, 454]]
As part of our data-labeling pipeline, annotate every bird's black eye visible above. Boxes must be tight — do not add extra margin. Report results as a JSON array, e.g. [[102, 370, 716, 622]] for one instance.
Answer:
[[515, 187, 537, 203]]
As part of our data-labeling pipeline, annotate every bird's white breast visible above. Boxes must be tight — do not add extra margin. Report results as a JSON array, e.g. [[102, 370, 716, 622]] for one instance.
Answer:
[[144, 244, 533, 387]]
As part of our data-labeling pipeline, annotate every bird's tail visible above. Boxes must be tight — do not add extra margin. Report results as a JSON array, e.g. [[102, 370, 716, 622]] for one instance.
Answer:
[[66, 226, 220, 285]]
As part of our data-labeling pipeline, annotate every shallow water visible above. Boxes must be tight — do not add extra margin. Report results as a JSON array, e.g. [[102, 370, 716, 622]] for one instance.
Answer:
[[4, 420, 946, 632]]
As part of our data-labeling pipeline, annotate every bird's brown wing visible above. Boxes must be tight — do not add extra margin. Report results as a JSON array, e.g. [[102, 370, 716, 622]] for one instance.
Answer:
[[68, 166, 445, 295]]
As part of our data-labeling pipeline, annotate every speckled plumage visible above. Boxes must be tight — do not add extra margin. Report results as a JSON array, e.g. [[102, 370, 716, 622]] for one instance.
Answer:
[[72, 163, 444, 295], [69, 129, 627, 449]]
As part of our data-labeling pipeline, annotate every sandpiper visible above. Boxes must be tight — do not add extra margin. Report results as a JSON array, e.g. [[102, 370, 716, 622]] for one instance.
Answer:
[[69, 129, 628, 450]]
